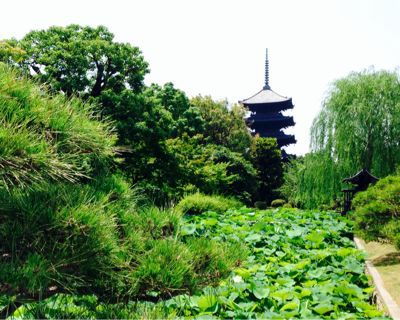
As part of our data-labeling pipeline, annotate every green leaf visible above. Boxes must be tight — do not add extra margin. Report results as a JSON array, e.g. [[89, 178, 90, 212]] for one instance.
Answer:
[[280, 301, 299, 311], [336, 247, 354, 257], [298, 288, 312, 298], [234, 268, 251, 279], [364, 309, 383, 317], [286, 226, 304, 238], [181, 223, 196, 236], [245, 233, 262, 243], [196, 295, 218, 312], [252, 286, 270, 299], [293, 259, 311, 270], [203, 218, 219, 227], [270, 289, 293, 301], [313, 302, 334, 315], [305, 231, 325, 244]]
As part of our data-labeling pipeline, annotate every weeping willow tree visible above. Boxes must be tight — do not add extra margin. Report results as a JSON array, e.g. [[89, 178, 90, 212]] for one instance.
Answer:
[[282, 69, 400, 208]]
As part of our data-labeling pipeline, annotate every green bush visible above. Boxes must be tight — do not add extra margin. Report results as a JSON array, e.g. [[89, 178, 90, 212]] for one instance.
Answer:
[[0, 63, 116, 190], [187, 238, 247, 286], [250, 137, 283, 204], [134, 239, 195, 297], [352, 174, 400, 248], [165, 135, 257, 204], [0, 179, 134, 298], [131, 207, 182, 241], [0, 62, 127, 297], [0, 65, 244, 309], [176, 193, 243, 215], [271, 199, 286, 207]]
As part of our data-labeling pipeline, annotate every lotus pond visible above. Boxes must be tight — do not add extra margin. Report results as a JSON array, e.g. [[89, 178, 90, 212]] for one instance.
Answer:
[[4, 208, 388, 319]]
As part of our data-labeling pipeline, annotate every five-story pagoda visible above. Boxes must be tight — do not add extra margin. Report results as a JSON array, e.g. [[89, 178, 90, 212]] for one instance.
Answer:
[[240, 49, 296, 149]]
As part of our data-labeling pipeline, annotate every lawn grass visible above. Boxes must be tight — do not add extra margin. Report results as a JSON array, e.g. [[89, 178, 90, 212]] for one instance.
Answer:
[[359, 239, 400, 305]]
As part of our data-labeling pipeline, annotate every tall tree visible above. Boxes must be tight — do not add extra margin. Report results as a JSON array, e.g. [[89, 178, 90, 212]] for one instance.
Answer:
[[144, 83, 204, 137], [2, 25, 149, 97], [282, 69, 400, 208], [250, 137, 283, 204], [2, 26, 265, 204], [190, 96, 252, 154]]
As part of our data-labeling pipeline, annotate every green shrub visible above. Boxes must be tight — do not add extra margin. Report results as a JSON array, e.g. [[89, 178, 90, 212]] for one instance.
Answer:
[[0, 63, 116, 190], [133, 207, 182, 240], [352, 174, 400, 248], [0, 180, 133, 298], [165, 136, 257, 204], [176, 193, 243, 215], [250, 137, 283, 204], [134, 239, 195, 296], [0, 61, 249, 312], [0, 66, 134, 300], [271, 199, 286, 208], [382, 219, 400, 249], [187, 238, 247, 286]]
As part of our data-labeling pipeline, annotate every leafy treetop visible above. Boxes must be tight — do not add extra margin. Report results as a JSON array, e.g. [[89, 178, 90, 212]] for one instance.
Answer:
[[2, 25, 149, 97]]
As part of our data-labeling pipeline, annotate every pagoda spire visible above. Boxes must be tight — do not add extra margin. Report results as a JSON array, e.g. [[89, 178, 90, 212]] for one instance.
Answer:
[[264, 48, 270, 90], [240, 49, 296, 150]]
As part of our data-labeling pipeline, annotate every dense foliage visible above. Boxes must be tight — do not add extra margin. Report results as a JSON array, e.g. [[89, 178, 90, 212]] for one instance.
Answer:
[[352, 173, 400, 249], [281, 69, 400, 208], [2, 25, 149, 97], [176, 193, 243, 215], [0, 64, 116, 189], [0, 66, 247, 317], [3, 208, 384, 319], [1, 25, 283, 205], [250, 137, 283, 204], [190, 96, 252, 154], [163, 135, 257, 203], [4, 23, 391, 319]]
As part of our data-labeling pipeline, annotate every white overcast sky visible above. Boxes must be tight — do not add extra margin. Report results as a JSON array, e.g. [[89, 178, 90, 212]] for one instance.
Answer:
[[1, 0, 400, 155]]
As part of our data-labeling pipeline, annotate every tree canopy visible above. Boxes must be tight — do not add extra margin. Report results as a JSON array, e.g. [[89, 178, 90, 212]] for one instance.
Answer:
[[191, 96, 252, 154], [1, 24, 284, 205], [2, 25, 149, 97], [281, 69, 400, 208]]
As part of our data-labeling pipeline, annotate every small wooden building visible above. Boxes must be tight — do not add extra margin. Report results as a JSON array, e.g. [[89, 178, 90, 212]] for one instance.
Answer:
[[341, 168, 379, 214]]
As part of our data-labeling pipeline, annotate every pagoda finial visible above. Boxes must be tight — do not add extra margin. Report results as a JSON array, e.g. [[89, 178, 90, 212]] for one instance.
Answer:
[[264, 48, 270, 90]]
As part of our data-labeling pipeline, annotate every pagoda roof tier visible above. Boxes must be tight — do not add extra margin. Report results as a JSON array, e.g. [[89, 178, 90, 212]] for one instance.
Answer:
[[256, 129, 293, 138], [254, 130, 296, 146], [244, 99, 294, 113], [240, 88, 291, 105], [240, 49, 296, 148], [251, 121, 294, 131], [248, 114, 294, 123], [276, 135, 296, 147]]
